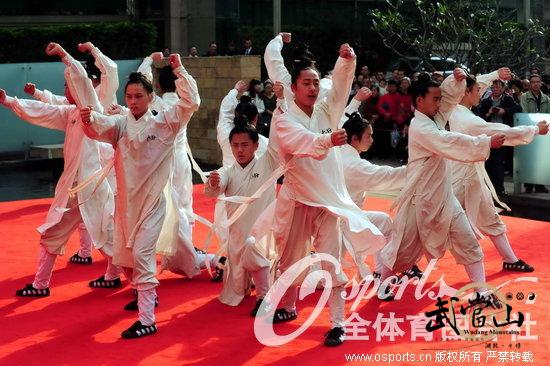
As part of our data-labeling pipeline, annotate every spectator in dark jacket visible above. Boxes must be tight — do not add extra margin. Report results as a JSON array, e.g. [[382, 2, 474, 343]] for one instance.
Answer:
[[477, 80, 522, 195]]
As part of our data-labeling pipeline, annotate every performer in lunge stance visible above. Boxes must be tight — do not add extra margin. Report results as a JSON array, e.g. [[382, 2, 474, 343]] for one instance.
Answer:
[[79, 53, 200, 339], [270, 43, 386, 347], [445, 68, 548, 273], [0, 42, 121, 297], [205, 91, 282, 314], [23, 41, 119, 266], [135, 53, 220, 282], [378, 72, 507, 305]]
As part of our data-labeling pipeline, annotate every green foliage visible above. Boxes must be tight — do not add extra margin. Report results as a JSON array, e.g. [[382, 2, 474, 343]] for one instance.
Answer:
[[0, 22, 157, 63], [372, 0, 550, 74]]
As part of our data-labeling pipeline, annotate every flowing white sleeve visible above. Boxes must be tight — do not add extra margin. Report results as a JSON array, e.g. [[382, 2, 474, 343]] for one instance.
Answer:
[[456, 110, 538, 146], [327, 56, 356, 131], [137, 56, 154, 83], [33, 89, 70, 105], [84, 111, 124, 146], [276, 114, 334, 160], [217, 88, 239, 166], [348, 159, 407, 191], [437, 74, 466, 126], [475, 70, 500, 97], [264, 35, 294, 102], [62, 54, 102, 111], [159, 65, 200, 130], [2, 96, 72, 131], [91, 46, 119, 108], [417, 124, 491, 163]]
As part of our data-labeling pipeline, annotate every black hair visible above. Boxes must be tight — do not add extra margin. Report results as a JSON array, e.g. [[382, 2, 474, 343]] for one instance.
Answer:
[[342, 112, 371, 144], [290, 43, 319, 84], [188, 45, 196, 51], [508, 79, 523, 90], [542, 74, 550, 84], [125, 72, 154, 94], [529, 74, 541, 82], [248, 79, 262, 98], [492, 79, 505, 88], [158, 65, 177, 93], [235, 97, 259, 123], [229, 115, 259, 143], [465, 74, 477, 91], [387, 79, 398, 86], [410, 72, 440, 107], [84, 55, 101, 81]]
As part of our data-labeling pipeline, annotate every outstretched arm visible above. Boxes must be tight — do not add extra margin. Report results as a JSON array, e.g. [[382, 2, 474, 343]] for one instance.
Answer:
[[1, 88, 72, 131], [326, 43, 357, 131], [79, 106, 123, 146], [264, 33, 294, 102], [78, 42, 119, 108]]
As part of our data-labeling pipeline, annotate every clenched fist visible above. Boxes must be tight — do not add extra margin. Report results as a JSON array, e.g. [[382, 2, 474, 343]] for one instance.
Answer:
[[208, 170, 221, 188], [354, 87, 372, 102], [338, 44, 355, 60], [77, 42, 94, 53], [280, 32, 291, 44], [490, 133, 506, 148], [169, 53, 182, 69], [79, 106, 93, 125], [537, 120, 549, 135], [24, 83, 36, 96], [45, 42, 67, 58], [235, 80, 248, 94], [331, 129, 347, 146]]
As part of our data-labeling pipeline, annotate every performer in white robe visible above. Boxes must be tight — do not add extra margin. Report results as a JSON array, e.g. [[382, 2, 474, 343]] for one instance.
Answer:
[[270, 44, 386, 347], [378, 72, 506, 305], [137, 54, 217, 278], [217, 80, 268, 166], [339, 111, 407, 280], [205, 105, 282, 314], [79, 53, 200, 339], [0, 43, 120, 297], [23, 42, 119, 265], [445, 69, 548, 272]]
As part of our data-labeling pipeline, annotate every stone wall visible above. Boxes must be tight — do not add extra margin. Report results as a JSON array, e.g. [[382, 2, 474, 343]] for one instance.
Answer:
[[182, 55, 261, 166]]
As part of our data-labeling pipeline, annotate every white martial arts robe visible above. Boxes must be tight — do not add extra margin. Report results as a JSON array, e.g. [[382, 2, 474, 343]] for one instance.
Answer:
[[217, 88, 268, 167], [381, 109, 491, 272], [449, 104, 538, 236], [205, 128, 280, 305], [82, 65, 200, 290], [272, 54, 386, 290]]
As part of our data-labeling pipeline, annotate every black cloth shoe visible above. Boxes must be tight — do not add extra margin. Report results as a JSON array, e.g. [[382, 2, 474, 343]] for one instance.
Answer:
[[69, 252, 92, 265], [124, 296, 159, 311], [324, 327, 345, 347], [16, 284, 50, 297], [194, 247, 206, 255], [272, 308, 297, 324], [211, 256, 226, 283], [88, 276, 122, 288], [503, 259, 534, 273], [121, 321, 158, 339], [401, 265, 423, 280], [250, 298, 271, 317]]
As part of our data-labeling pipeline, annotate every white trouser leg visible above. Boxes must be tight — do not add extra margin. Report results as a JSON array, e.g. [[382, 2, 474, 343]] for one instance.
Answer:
[[138, 287, 157, 326], [32, 246, 57, 289], [252, 266, 270, 300], [328, 285, 346, 328], [77, 223, 93, 258], [99, 249, 123, 280], [489, 234, 518, 263], [464, 260, 486, 292]]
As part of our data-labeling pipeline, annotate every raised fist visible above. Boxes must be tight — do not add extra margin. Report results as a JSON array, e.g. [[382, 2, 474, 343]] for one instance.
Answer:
[[169, 53, 182, 69], [280, 32, 291, 44], [45, 42, 67, 58], [24, 83, 36, 96], [77, 42, 95, 53]]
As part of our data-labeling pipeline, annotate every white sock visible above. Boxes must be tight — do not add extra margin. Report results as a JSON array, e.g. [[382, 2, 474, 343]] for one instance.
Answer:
[[464, 260, 486, 292], [281, 285, 297, 312], [328, 285, 346, 328], [490, 234, 518, 263], [252, 266, 270, 300], [33, 246, 57, 289], [138, 288, 157, 326], [77, 224, 93, 258]]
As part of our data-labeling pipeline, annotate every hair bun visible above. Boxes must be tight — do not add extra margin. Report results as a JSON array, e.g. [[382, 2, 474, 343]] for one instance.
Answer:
[[344, 111, 365, 126], [292, 43, 314, 68], [239, 95, 252, 104], [416, 72, 432, 84], [233, 114, 249, 128]]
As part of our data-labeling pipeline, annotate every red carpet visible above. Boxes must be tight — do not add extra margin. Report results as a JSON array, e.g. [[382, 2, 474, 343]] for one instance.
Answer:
[[0, 185, 549, 365]]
